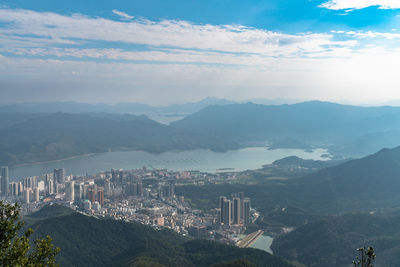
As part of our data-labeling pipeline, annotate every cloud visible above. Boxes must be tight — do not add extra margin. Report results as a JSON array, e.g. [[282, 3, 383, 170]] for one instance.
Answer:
[[320, 0, 400, 10], [1, 8, 400, 105], [0, 8, 356, 63], [112, 9, 134, 20]]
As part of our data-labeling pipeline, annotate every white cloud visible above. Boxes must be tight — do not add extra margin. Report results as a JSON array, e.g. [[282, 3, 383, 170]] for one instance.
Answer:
[[0, 8, 355, 61], [320, 0, 400, 10], [0, 8, 400, 104], [112, 9, 134, 20]]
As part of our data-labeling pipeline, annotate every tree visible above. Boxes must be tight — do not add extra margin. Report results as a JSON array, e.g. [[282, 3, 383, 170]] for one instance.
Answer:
[[352, 247, 376, 267], [0, 201, 60, 266]]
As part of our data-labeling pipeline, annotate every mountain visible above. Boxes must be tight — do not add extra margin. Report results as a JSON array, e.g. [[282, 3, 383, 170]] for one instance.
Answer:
[[271, 156, 348, 169], [0, 98, 236, 115], [0, 113, 238, 166], [26, 205, 293, 267], [271, 213, 400, 267], [176, 146, 400, 228], [285, 146, 400, 213], [171, 101, 400, 156]]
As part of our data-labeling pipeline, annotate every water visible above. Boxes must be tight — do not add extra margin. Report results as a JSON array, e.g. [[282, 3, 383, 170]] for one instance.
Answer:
[[250, 235, 274, 254], [8, 147, 329, 180]]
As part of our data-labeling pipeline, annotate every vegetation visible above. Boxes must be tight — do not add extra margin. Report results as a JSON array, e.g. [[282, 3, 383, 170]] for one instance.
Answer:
[[171, 101, 400, 157], [0, 201, 59, 266], [177, 146, 400, 220], [26, 205, 293, 267], [352, 247, 376, 267], [271, 213, 400, 267], [0, 113, 238, 166]]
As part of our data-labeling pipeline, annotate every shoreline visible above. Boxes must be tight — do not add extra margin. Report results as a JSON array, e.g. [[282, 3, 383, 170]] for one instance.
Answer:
[[13, 153, 99, 168]]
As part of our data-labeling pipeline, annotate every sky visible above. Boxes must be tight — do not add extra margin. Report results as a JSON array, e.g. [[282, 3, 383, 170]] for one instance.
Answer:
[[1, 0, 400, 105]]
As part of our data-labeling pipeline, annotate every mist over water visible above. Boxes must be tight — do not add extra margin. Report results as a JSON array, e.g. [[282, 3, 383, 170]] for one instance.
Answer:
[[9, 147, 328, 180]]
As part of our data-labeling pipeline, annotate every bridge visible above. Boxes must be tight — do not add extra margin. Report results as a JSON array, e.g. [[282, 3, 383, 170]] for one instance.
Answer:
[[236, 230, 264, 248]]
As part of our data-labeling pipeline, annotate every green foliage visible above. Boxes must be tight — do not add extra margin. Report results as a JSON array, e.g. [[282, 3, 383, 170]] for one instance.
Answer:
[[0, 201, 60, 267], [271, 213, 400, 267], [0, 113, 238, 166], [352, 247, 376, 267], [26, 205, 293, 267], [212, 259, 255, 267]]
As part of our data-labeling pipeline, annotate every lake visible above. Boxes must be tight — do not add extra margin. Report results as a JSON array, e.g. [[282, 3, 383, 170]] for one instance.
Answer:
[[9, 147, 329, 180], [250, 235, 274, 254]]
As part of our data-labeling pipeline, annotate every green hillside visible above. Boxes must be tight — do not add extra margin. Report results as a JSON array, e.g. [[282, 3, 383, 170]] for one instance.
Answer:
[[171, 101, 400, 156], [272, 213, 400, 267], [0, 113, 238, 166], [25, 205, 293, 267]]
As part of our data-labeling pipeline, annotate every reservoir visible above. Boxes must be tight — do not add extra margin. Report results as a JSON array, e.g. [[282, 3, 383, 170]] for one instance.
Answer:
[[9, 147, 329, 180], [250, 235, 274, 254]]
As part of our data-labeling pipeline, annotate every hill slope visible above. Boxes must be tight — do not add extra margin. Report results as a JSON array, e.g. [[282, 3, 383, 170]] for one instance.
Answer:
[[0, 113, 238, 165], [171, 101, 400, 156], [26, 205, 293, 267], [272, 213, 400, 267]]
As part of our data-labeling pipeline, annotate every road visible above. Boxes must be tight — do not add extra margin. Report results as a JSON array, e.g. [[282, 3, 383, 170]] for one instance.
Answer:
[[237, 230, 264, 248]]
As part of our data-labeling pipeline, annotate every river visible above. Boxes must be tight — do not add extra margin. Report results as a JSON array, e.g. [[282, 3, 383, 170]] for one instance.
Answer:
[[8, 147, 329, 180]]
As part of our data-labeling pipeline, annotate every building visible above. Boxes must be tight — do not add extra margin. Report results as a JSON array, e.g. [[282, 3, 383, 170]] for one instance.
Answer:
[[97, 188, 104, 206], [1, 166, 9, 197], [232, 197, 241, 225], [92, 201, 101, 211], [219, 196, 226, 224], [87, 188, 96, 203], [243, 198, 251, 226], [188, 225, 208, 238], [33, 188, 40, 202], [24, 188, 31, 204], [54, 168, 66, 183], [219, 194, 251, 226], [74, 182, 83, 200], [221, 198, 232, 226], [65, 181, 75, 202], [83, 199, 92, 210]]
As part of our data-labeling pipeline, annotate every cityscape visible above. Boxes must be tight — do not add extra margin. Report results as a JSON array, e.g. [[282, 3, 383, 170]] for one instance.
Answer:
[[0, 165, 258, 247]]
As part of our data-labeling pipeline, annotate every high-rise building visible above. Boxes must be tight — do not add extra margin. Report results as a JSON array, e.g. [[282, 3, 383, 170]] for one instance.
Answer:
[[219, 196, 226, 224], [54, 168, 66, 183], [74, 182, 83, 200], [1, 166, 9, 197], [47, 179, 54, 195], [97, 188, 104, 206], [169, 181, 174, 197], [24, 188, 31, 204], [222, 199, 232, 226], [87, 188, 96, 203], [137, 182, 143, 197], [104, 179, 111, 196], [33, 188, 40, 202], [65, 181, 75, 202], [9, 182, 19, 197], [232, 197, 241, 225], [243, 198, 251, 226]]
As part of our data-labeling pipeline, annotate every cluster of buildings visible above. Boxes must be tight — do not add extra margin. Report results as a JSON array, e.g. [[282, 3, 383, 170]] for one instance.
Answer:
[[219, 193, 251, 226], [0, 165, 257, 245]]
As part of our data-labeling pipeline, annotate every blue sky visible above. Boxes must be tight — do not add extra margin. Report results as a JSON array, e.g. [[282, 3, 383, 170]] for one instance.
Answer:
[[1, 0, 400, 105]]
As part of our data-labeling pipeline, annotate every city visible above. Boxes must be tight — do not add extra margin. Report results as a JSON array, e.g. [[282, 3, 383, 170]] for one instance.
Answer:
[[0, 165, 258, 247]]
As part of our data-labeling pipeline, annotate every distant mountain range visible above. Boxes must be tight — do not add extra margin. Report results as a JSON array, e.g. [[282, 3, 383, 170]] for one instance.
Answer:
[[26, 205, 293, 267], [0, 113, 238, 166], [0, 97, 236, 115], [1, 100, 400, 166], [171, 101, 400, 156]]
